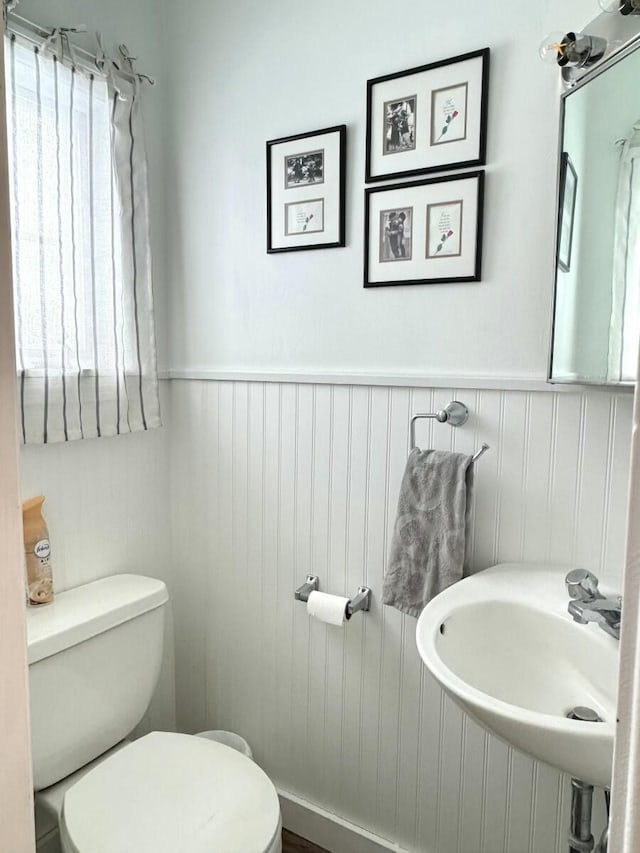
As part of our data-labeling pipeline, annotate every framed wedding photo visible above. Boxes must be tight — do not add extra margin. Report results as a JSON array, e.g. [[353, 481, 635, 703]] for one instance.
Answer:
[[365, 49, 489, 183], [364, 171, 484, 287], [266, 125, 346, 253]]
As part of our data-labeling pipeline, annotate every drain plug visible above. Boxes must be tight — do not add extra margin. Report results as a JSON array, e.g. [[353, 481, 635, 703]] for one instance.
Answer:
[[566, 706, 603, 723], [565, 707, 604, 853]]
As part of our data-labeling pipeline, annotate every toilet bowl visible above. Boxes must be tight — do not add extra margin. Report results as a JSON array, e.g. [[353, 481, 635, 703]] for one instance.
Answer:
[[28, 574, 282, 853], [59, 733, 282, 853]]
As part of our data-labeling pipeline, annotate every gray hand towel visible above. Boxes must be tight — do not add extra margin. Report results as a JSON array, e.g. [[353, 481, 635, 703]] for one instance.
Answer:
[[382, 448, 474, 617]]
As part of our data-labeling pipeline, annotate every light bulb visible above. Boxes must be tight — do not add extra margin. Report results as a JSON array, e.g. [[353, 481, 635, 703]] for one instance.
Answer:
[[539, 31, 568, 64], [599, 0, 623, 11], [539, 30, 607, 67]]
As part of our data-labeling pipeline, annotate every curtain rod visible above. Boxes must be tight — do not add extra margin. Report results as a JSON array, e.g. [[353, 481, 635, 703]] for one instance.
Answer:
[[7, 11, 99, 73], [6, 10, 154, 85]]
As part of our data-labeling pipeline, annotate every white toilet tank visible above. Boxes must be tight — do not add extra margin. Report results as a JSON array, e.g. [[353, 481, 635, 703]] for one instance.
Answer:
[[27, 574, 168, 791]]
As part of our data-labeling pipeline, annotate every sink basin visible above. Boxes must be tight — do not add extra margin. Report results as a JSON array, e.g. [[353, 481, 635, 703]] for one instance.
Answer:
[[416, 563, 619, 787]]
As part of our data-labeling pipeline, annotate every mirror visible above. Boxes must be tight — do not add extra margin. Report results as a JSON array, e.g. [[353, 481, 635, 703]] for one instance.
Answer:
[[549, 40, 640, 386]]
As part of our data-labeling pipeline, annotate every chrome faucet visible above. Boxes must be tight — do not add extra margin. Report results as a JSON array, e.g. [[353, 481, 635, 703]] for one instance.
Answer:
[[565, 569, 621, 640]]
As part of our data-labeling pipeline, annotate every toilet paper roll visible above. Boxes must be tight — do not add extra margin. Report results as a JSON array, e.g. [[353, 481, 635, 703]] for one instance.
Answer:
[[307, 590, 350, 627]]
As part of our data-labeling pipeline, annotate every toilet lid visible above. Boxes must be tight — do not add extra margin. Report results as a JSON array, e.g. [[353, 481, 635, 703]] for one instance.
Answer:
[[61, 732, 281, 853]]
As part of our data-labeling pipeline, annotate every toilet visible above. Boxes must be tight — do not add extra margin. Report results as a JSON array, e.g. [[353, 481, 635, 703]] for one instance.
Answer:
[[27, 574, 282, 853]]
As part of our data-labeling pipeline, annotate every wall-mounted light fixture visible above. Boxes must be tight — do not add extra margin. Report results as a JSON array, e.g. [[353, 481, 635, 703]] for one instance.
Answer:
[[539, 30, 608, 67], [599, 0, 640, 15]]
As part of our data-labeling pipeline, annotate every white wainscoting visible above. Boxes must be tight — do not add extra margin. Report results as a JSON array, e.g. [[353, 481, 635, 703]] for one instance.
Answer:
[[169, 379, 630, 853]]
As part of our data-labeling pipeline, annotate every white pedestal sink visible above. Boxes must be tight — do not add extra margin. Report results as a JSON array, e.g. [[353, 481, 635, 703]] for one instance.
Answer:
[[416, 563, 619, 787]]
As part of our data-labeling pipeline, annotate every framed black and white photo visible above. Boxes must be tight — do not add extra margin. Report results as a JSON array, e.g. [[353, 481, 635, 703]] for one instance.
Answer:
[[557, 152, 578, 273], [267, 125, 346, 252], [364, 171, 484, 287], [284, 149, 324, 189], [379, 207, 413, 262], [365, 49, 489, 183]]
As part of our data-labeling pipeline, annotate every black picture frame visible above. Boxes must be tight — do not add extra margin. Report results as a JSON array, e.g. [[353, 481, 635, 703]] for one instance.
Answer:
[[364, 171, 485, 287], [266, 124, 346, 253], [365, 48, 490, 183], [557, 152, 578, 273]]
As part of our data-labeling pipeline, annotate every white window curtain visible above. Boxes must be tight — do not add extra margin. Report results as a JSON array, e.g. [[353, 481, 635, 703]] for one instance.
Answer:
[[607, 122, 640, 384], [5, 32, 160, 444]]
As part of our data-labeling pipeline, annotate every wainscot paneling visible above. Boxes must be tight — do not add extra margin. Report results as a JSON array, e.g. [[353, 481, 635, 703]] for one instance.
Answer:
[[169, 379, 630, 853]]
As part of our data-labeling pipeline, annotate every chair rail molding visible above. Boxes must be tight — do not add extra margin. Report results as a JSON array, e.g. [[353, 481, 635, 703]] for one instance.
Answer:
[[164, 368, 635, 394]]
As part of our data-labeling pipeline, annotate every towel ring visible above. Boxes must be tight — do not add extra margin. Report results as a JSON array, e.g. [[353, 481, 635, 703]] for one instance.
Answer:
[[471, 443, 490, 463], [410, 400, 490, 464], [410, 401, 468, 449]]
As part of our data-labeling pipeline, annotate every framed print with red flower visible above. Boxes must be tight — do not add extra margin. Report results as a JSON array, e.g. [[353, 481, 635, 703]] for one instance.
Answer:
[[267, 125, 346, 253], [365, 49, 489, 183], [364, 172, 484, 287]]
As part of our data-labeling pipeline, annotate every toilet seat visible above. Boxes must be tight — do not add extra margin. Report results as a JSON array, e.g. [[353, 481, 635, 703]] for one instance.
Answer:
[[60, 731, 282, 853]]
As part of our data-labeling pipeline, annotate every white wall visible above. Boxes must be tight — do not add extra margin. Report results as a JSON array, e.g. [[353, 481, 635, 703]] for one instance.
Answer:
[[164, 0, 593, 378], [170, 379, 628, 852]]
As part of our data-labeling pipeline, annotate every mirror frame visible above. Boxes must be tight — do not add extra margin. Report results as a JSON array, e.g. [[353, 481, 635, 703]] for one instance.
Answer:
[[548, 29, 640, 388]]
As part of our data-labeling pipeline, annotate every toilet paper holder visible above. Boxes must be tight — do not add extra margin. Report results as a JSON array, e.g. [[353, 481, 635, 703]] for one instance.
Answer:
[[346, 586, 372, 619], [294, 575, 372, 618], [294, 575, 319, 602]]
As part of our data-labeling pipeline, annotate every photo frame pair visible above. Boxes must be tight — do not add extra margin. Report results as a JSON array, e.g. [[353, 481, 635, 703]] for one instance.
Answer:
[[366, 48, 490, 183], [364, 49, 489, 287], [364, 171, 484, 287]]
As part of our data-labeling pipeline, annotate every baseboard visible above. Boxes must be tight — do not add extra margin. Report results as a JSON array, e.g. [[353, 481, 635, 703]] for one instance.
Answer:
[[278, 789, 411, 853]]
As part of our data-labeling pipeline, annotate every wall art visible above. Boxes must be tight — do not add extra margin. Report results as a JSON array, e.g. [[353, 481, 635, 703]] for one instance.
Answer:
[[365, 49, 489, 183], [267, 125, 346, 252], [364, 171, 484, 287]]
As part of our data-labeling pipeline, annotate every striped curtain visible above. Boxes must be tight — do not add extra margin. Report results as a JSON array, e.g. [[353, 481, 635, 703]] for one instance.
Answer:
[[608, 123, 640, 384], [5, 34, 160, 444]]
